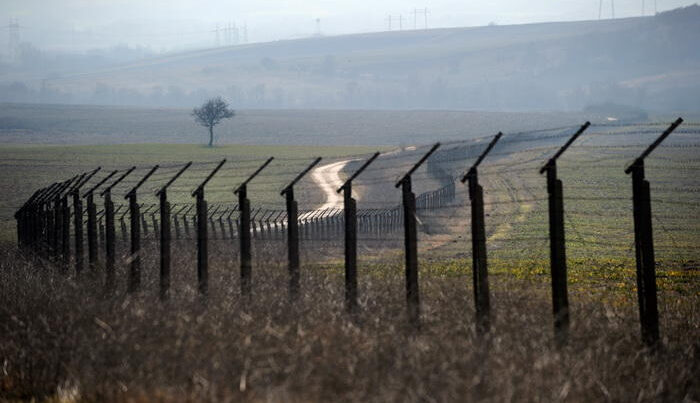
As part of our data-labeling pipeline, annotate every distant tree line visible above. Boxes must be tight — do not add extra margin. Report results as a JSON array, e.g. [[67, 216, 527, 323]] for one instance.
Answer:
[[1, 77, 695, 113]]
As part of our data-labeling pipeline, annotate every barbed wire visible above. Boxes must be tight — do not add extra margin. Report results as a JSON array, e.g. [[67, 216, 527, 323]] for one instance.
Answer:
[[9, 122, 699, 268]]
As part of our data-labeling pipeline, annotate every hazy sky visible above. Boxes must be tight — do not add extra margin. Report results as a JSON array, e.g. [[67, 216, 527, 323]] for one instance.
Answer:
[[2, 0, 698, 53]]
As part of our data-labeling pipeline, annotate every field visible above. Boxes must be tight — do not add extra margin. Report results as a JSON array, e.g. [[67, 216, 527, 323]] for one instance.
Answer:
[[0, 111, 698, 401], [0, 142, 380, 241], [0, 102, 611, 146]]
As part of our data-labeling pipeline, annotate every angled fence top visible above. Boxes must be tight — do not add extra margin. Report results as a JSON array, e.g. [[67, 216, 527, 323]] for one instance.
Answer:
[[461, 132, 502, 183], [192, 159, 226, 196], [281, 157, 322, 195], [125, 165, 159, 199], [539, 122, 591, 174], [337, 152, 381, 193], [156, 162, 192, 196], [234, 157, 274, 195], [100, 167, 136, 197], [83, 170, 118, 198], [395, 143, 440, 188], [73, 167, 102, 194], [625, 117, 684, 174]]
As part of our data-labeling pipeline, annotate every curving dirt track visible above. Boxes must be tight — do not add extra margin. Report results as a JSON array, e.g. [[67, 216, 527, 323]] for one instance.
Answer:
[[310, 159, 354, 210]]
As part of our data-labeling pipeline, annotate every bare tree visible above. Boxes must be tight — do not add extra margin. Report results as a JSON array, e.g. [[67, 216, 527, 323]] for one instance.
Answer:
[[192, 97, 235, 147]]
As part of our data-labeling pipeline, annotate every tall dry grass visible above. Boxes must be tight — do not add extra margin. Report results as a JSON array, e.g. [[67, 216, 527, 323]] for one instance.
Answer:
[[0, 243, 697, 402]]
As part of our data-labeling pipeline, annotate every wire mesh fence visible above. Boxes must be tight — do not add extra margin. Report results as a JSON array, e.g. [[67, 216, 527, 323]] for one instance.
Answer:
[[12, 119, 700, 345]]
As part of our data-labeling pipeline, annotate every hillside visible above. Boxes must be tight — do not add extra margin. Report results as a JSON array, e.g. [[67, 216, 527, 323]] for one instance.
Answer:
[[1, 5, 699, 112]]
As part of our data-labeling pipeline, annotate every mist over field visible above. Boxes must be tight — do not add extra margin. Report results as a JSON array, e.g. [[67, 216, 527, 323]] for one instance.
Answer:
[[1, 4, 699, 113]]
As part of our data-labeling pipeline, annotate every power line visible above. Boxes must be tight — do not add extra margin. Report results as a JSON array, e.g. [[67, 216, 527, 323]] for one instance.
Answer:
[[412, 8, 430, 29], [598, 0, 615, 19], [1, 18, 25, 61], [212, 22, 243, 47]]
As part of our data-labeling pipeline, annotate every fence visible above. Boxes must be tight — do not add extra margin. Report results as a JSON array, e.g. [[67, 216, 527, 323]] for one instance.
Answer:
[[13, 118, 700, 348]]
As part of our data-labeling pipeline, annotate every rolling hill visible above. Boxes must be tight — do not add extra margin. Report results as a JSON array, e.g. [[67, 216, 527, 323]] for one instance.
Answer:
[[1, 5, 699, 112]]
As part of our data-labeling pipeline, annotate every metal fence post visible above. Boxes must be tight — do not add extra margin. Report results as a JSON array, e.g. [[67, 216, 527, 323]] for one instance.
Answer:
[[128, 196, 140, 292], [286, 189, 300, 299], [32, 189, 46, 253], [345, 190, 358, 311], [34, 186, 48, 256], [87, 193, 98, 269], [124, 165, 159, 294], [101, 167, 136, 292], [83, 170, 117, 272], [196, 190, 208, 296], [338, 152, 380, 314], [60, 194, 71, 268], [40, 183, 62, 258], [239, 187, 252, 295], [46, 186, 60, 259], [281, 157, 322, 301], [71, 168, 100, 274], [72, 187, 84, 273], [402, 178, 419, 327], [51, 194, 61, 261], [395, 143, 440, 327], [460, 133, 502, 334], [22, 188, 42, 252], [17, 186, 54, 254], [160, 192, 171, 297], [104, 191, 116, 290], [51, 178, 76, 263], [192, 159, 226, 298], [624, 117, 682, 347], [539, 122, 589, 344], [14, 189, 40, 250], [234, 157, 274, 299], [156, 162, 191, 301]]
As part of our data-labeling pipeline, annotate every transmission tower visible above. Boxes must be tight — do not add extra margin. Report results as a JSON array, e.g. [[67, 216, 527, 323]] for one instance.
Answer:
[[233, 22, 240, 44], [598, 0, 615, 19], [612, 0, 616, 18], [2, 18, 22, 62], [315, 18, 321, 36], [412, 8, 429, 30], [386, 15, 406, 31]]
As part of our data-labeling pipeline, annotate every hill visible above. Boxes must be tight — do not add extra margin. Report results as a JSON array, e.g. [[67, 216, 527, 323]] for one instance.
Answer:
[[1, 5, 699, 112]]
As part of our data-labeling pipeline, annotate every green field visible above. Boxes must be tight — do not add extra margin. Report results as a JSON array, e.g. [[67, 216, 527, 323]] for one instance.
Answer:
[[0, 143, 381, 241], [0, 102, 608, 146]]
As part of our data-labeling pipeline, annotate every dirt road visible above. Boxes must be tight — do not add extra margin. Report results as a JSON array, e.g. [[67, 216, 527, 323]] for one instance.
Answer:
[[310, 159, 353, 210]]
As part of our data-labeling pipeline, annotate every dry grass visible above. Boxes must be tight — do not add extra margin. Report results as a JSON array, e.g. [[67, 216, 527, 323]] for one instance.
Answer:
[[0, 242, 697, 402]]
